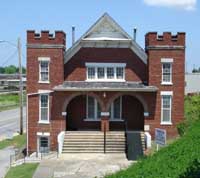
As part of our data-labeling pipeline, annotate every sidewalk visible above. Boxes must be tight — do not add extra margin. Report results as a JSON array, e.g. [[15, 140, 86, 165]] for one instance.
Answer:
[[0, 147, 15, 178], [33, 153, 133, 178]]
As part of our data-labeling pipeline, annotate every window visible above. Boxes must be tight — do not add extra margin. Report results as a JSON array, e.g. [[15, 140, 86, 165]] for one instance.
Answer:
[[39, 137, 49, 153], [162, 63, 172, 83], [39, 94, 49, 123], [109, 96, 122, 120], [97, 67, 105, 79], [161, 58, 173, 85], [87, 67, 95, 79], [161, 94, 172, 124], [116, 67, 124, 79], [86, 95, 101, 120], [86, 63, 126, 81], [40, 61, 49, 82], [107, 67, 114, 79]]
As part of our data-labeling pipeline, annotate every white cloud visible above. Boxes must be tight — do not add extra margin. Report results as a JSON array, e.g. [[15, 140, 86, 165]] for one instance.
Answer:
[[144, 0, 197, 10]]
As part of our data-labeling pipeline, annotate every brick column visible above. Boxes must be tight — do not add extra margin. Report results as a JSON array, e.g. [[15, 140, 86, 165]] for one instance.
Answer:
[[101, 116, 109, 132]]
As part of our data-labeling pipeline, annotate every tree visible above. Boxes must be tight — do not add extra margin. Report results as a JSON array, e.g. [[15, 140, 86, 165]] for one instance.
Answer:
[[4, 65, 17, 74], [192, 67, 200, 73], [0, 67, 5, 74]]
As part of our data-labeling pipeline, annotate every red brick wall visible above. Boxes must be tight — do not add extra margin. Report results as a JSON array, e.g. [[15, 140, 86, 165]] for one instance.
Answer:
[[27, 31, 66, 152], [145, 32, 185, 138], [27, 31, 65, 94], [64, 48, 147, 82]]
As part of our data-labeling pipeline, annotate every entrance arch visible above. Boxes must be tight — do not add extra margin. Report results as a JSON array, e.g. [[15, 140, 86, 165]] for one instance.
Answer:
[[107, 93, 147, 131], [63, 93, 104, 131]]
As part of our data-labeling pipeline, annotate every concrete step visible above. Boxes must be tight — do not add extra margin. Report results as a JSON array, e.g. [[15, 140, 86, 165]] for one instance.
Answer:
[[62, 131, 126, 154], [63, 142, 125, 146]]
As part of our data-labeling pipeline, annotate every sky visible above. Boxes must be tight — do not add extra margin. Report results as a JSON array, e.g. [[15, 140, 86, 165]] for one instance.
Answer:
[[0, 0, 199, 72]]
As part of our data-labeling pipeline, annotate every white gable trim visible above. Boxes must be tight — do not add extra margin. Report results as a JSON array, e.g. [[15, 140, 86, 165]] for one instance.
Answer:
[[64, 13, 147, 64]]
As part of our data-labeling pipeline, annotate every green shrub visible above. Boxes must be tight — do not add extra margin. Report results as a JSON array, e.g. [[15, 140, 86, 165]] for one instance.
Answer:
[[177, 121, 187, 136], [106, 120, 200, 178], [177, 95, 200, 136]]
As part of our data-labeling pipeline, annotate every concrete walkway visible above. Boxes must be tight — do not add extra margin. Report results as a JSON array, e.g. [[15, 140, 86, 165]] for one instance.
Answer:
[[33, 153, 133, 178], [0, 147, 15, 178]]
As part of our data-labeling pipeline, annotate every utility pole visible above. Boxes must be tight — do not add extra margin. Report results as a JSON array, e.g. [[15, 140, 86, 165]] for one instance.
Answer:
[[18, 38, 23, 135]]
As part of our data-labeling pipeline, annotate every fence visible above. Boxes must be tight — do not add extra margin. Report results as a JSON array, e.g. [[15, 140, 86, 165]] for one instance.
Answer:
[[9, 149, 59, 167]]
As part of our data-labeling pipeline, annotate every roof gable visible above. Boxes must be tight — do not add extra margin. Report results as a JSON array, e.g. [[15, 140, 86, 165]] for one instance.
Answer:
[[83, 13, 131, 40], [65, 13, 147, 64]]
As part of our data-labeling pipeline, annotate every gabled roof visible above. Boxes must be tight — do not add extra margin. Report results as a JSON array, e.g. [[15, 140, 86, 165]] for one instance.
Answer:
[[65, 13, 147, 64]]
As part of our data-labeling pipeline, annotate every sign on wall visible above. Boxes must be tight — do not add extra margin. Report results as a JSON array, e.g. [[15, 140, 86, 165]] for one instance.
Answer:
[[155, 128, 166, 146]]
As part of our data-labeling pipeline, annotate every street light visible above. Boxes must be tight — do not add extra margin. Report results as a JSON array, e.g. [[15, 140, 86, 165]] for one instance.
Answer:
[[0, 38, 24, 135]]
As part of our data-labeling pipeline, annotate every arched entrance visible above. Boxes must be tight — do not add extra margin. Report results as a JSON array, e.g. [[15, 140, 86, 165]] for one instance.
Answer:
[[65, 94, 103, 131], [107, 94, 145, 131]]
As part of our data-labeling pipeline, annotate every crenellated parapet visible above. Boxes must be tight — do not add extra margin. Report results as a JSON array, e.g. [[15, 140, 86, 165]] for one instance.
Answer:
[[27, 30, 66, 45], [145, 32, 185, 49]]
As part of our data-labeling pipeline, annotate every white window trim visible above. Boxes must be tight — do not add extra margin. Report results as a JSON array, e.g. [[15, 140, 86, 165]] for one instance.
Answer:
[[160, 91, 173, 125], [161, 59, 173, 85], [38, 57, 50, 84], [85, 95, 101, 121], [38, 94, 50, 124], [85, 63, 126, 82]]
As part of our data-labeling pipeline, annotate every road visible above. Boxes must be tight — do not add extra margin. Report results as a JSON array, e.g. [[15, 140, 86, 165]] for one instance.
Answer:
[[0, 107, 26, 140]]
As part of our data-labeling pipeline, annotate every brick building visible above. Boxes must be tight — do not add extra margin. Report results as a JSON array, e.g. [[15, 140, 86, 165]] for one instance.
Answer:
[[27, 13, 185, 155]]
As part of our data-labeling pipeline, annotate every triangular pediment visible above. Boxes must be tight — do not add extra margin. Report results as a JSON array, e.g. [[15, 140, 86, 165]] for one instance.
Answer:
[[65, 13, 147, 64], [84, 14, 130, 40]]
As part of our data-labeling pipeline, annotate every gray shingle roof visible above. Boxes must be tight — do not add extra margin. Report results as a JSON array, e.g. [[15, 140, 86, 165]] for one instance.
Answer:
[[54, 81, 158, 92]]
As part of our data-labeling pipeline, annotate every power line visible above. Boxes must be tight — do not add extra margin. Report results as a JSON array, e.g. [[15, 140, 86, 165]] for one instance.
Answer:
[[1, 49, 18, 66]]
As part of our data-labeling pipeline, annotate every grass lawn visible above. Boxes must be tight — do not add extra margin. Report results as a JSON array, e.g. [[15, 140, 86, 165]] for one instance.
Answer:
[[0, 134, 26, 150], [5, 163, 39, 178], [0, 93, 26, 111]]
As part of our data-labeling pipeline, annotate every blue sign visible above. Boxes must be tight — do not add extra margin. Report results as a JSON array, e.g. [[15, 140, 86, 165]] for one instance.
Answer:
[[155, 128, 166, 145]]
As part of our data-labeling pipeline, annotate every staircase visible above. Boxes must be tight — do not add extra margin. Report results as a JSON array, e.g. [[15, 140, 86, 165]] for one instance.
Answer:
[[62, 131, 125, 153]]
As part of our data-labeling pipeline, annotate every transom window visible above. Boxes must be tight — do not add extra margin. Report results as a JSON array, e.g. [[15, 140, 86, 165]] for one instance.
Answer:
[[38, 57, 50, 83], [86, 63, 126, 81], [161, 94, 172, 124], [39, 94, 49, 123]]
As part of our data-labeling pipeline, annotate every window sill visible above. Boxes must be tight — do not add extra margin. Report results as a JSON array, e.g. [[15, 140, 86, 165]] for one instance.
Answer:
[[160, 122, 172, 126], [161, 82, 173, 86], [38, 81, 50, 84], [38, 121, 50, 124], [109, 119, 124, 122], [84, 119, 101, 122], [85, 79, 126, 82]]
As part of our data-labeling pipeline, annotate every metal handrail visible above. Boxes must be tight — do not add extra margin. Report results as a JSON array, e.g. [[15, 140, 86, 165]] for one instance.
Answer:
[[124, 120, 128, 154], [104, 122, 106, 153]]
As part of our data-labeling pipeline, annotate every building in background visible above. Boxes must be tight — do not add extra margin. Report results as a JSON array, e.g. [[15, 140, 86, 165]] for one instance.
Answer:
[[185, 73, 200, 95], [0, 74, 26, 91]]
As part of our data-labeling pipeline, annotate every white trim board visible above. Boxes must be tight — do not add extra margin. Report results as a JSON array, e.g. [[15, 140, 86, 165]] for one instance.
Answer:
[[160, 91, 173, 96]]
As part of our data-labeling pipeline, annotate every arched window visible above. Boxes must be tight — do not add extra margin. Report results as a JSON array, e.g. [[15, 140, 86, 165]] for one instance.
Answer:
[[86, 95, 101, 120], [109, 96, 122, 120]]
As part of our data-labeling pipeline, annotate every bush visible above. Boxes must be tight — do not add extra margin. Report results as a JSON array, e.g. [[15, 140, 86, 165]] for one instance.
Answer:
[[106, 120, 200, 178], [177, 122, 187, 136], [177, 95, 200, 136]]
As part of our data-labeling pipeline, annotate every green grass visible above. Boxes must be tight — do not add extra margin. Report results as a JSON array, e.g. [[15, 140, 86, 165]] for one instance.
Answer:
[[0, 93, 26, 111], [0, 134, 26, 150], [105, 95, 200, 178], [5, 163, 38, 178]]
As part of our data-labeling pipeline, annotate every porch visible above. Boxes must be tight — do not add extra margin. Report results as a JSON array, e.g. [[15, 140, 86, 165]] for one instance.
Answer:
[[53, 81, 158, 132]]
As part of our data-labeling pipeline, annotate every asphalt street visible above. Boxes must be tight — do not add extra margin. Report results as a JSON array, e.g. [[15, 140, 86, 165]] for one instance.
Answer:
[[0, 107, 26, 140]]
